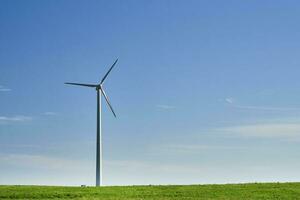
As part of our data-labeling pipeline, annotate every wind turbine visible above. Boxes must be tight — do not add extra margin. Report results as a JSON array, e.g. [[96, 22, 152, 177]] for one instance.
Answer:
[[65, 59, 118, 186]]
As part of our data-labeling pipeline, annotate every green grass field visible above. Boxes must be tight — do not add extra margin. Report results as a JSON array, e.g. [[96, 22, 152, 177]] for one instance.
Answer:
[[1, 183, 300, 200]]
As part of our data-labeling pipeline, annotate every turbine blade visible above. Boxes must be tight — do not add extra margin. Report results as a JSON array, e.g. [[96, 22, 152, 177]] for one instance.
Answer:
[[65, 82, 98, 88], [100, 59, 118, 84], [100, 87, 117, 118]]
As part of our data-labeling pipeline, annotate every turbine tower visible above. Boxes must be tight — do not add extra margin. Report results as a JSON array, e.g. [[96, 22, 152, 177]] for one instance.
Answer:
[[65, 59, 118, 186]]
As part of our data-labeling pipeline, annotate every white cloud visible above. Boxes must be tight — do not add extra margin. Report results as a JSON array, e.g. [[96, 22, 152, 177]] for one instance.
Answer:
[[225, 97, 235, 104], [162, 144, 244, 153], [233, 105, 300, 112], [156, 104, 175, 110], [0, 153, 90, 171], [43, 112, 57, 116], [0, 85, 11, 92], [224, 97, 300, 112], [106, 159, 205, 174], [146, 143, 245, 157], [1, 144, 41, 149], [0, 153, 94, 186], [217, 122, 300, 139], [0, 115, 32, 122]]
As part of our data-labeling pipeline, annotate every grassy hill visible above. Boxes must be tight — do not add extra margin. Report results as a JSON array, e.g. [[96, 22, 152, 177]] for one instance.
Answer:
[[1, 183, 300, 200]]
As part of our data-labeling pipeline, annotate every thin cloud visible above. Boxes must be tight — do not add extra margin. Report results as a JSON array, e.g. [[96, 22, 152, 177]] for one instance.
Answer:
[[0, 115, 32, 123], [224, 97, 300, 112], [0, 115, 32, 125], [43, 112, 58, 116], [150, 144, 244, 155], [217, 121, 300, 139], [106, 159, 205, 174], [156, 104, 175, 110], [0, 153, 90, 170], [225, 97, 235, 104], [1, 144, 41, 149], [0, 85, 11, 92], [234, 105, 300, 112], [165, 144, 244, 152]]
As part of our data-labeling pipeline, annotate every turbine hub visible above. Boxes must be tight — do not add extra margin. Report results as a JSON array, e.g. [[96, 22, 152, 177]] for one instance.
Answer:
[[96, 85, 101, 91]]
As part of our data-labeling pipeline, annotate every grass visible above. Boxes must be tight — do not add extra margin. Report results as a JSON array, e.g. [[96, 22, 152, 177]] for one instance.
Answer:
[[1, 182, 300, 200]]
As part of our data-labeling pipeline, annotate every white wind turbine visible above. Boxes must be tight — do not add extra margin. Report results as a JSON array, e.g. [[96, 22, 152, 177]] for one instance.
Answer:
[[65, 59, 118, 186]]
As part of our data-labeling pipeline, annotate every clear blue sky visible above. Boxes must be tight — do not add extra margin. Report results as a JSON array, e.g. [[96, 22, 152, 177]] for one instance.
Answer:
[[1, 0, 300, 186]]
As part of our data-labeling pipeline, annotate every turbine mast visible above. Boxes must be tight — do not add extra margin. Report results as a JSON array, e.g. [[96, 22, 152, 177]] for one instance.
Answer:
[[96, 88, 102, 186]]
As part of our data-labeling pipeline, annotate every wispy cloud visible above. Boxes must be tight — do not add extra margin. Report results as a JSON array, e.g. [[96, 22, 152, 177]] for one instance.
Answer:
[[0, 153, 90, 170], [224, 97, 300, 112], [106, 159, 205, 174], [1, 144, 41, 149], [0, 115, 32, 125], [163, 144, 244, 152], [225, 97, 235, 104], [156, 104, 175, 110], [0, 115, 32, 122], [0, 85, 11, 92], [148, 144, 244, 156], [43, 112, 58, 116], [233, 105, 300, 112], [217, 121, 300, 139]]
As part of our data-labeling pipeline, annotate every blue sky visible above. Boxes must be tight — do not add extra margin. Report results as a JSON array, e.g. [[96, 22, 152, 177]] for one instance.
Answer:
[[1, 0, 300, 186]]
